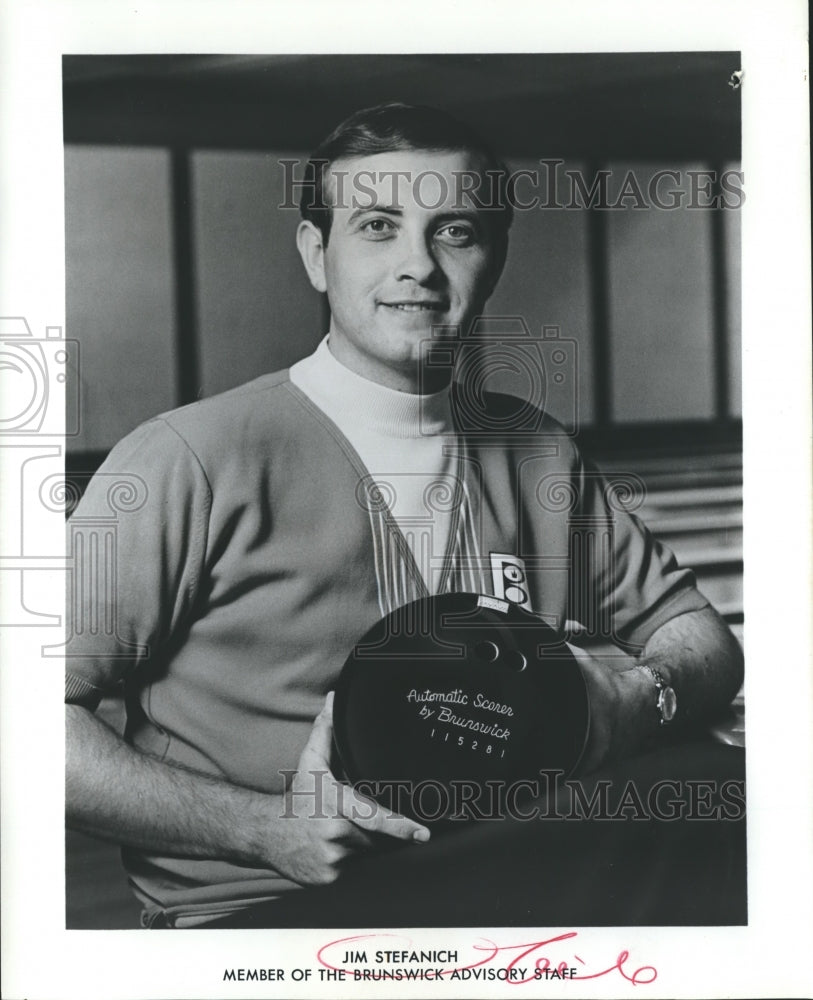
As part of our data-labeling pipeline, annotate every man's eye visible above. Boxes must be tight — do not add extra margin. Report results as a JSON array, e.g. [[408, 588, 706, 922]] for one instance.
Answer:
[[360, 218, 395, 237], [437, 224, 476, 245]]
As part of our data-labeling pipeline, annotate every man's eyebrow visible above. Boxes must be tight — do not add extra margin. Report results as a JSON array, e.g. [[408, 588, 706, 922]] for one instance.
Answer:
[[345, 206, 485, 228], [432, 210, 484, 228], [347, 205, 404, 225]]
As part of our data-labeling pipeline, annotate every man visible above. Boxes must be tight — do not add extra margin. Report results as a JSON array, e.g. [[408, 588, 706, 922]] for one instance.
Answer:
[[66, 103, 743, 928]]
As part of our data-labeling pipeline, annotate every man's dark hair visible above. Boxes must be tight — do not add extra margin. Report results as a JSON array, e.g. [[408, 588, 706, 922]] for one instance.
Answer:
[[299, 102, 513, 249]]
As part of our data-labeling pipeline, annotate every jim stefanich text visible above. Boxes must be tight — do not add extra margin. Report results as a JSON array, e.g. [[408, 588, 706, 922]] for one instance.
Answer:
[[342, 948, 458, 963]]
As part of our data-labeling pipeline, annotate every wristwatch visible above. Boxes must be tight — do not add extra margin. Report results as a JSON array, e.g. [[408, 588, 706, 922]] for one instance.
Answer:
[[637, 664, 677, 725]]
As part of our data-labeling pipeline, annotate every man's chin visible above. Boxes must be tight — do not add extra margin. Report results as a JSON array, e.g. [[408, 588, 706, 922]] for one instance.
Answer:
[[376, 321, 452, 357]]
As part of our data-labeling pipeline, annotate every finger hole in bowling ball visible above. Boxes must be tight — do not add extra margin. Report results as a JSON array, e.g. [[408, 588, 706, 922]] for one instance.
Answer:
[[474, 640, 500, 662], [502, 649, 527, 672]]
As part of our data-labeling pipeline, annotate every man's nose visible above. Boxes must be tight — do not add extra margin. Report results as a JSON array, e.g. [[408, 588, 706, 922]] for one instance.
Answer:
[[394, 233, 441, 284]]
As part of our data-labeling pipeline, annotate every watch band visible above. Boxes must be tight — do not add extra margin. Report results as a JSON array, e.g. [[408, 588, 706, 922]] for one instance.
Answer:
[[637, 664, 677, 725]]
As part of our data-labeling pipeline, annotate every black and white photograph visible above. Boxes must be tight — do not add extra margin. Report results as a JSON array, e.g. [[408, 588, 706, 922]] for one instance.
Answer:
[[60, 51, 749, 934], [1, 3, 811, 999]]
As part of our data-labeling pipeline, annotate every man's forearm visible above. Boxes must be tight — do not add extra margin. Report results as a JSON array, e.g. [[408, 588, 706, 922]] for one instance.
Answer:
[[66, 704, 280, 868], [579, 606, 744, 773], [642, 605, 744, 724], [67, 698, 430, 887]]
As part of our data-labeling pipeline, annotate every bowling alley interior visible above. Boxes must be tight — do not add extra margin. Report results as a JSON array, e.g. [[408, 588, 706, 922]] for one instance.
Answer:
[[63, 53, 743, 927]]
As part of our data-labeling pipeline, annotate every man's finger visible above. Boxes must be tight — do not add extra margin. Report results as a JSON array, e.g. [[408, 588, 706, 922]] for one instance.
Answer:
[[337, 784, 430, 843]]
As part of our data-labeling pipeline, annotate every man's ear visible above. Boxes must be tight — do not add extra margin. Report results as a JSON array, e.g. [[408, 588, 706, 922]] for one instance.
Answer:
[[296, 220, 328, 293]]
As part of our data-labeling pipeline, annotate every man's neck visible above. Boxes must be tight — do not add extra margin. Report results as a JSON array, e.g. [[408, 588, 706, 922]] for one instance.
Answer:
[[290, 337, 454, 439], [326, 337, 453, 395]]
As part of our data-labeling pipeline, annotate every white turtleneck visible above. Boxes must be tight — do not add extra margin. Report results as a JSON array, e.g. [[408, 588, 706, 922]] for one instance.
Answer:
[[289, 337, 458, 592]]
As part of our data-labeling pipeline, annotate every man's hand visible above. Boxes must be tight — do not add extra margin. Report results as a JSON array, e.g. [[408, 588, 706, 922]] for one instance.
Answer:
[[274, 693, 430, 886]]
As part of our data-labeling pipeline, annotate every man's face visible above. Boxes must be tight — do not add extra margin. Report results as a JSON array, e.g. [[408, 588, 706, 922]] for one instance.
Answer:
[[297, 149, 505, 391]]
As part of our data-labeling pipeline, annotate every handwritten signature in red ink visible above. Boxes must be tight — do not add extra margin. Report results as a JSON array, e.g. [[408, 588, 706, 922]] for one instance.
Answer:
[[317, 931, 657, 985]]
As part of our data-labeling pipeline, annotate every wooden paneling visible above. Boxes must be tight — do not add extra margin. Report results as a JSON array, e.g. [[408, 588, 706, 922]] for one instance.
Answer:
[[65, 146, 177, 450], [64, 147, 742, 445], [192, 150, 325, 396], [606, 163, 716, 423], [487, 159, 594, 427]]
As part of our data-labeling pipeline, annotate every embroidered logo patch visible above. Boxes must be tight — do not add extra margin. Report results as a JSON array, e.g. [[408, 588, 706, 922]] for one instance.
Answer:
[[490, 553, 532, 610], [476, 594, 510, 615]]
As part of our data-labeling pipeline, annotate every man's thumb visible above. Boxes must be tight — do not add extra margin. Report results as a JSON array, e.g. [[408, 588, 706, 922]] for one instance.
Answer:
[[297, 692, 335, 770]]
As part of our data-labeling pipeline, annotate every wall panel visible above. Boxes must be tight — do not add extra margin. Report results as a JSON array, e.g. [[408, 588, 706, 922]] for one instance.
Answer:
[[192, 150, 324, 396], [487, 159, 594, 428], [606, 162, 715, 423], [65, 145, 176, 451]]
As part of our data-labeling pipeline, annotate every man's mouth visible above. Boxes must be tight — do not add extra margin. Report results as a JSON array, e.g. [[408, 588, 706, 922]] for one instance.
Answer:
[[382, 301, 447, 312]]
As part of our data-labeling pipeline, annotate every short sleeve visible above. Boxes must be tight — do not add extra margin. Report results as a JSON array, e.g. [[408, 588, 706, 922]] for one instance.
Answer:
[[568, 454, 709, 648], [65, 417, 212, 707]]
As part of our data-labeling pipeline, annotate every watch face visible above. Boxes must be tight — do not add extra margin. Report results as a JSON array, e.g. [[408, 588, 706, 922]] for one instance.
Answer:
[[660, 686, 678, 723], [332, 592, 590, 824]]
